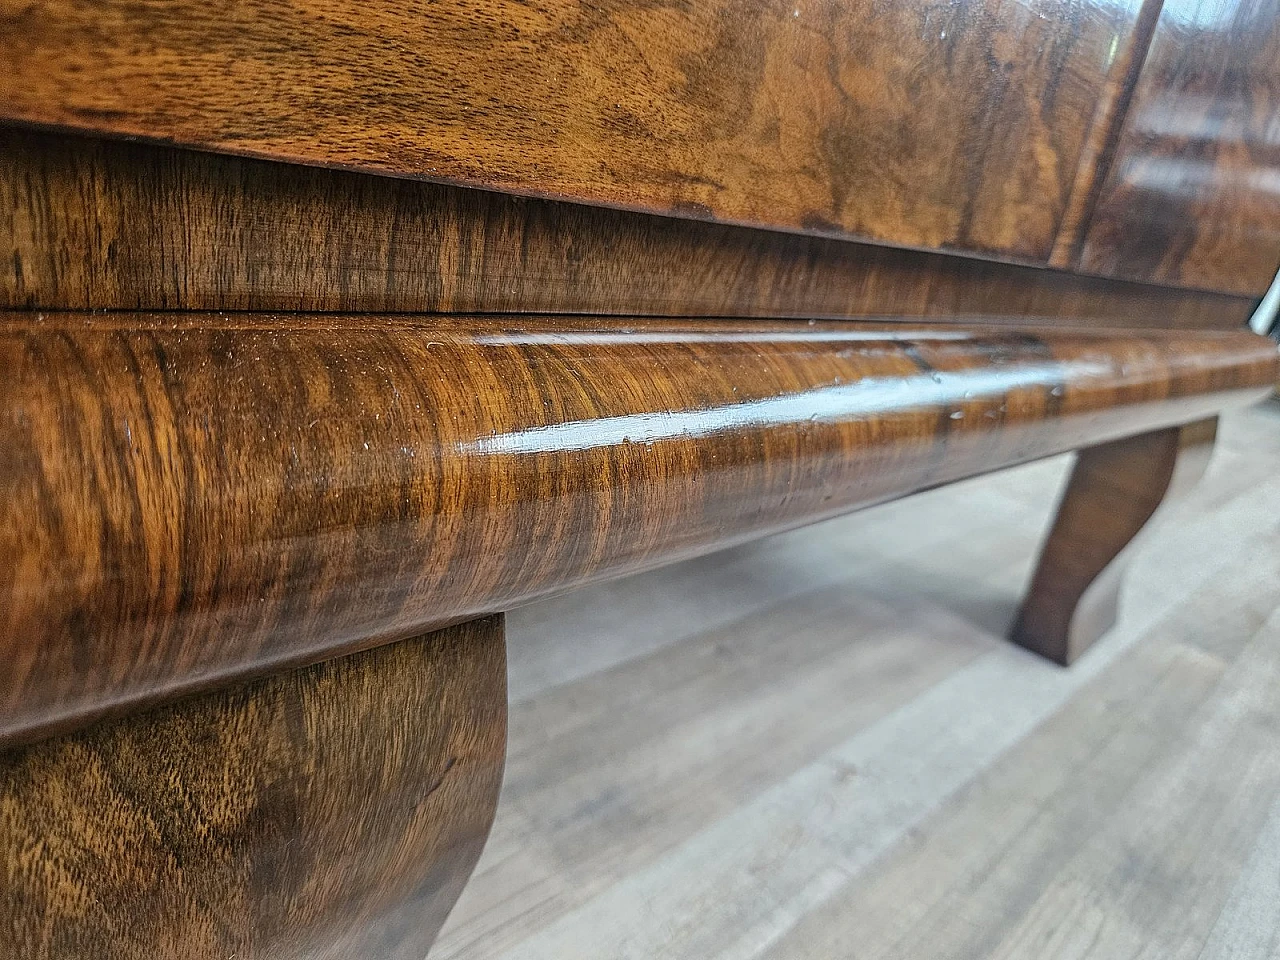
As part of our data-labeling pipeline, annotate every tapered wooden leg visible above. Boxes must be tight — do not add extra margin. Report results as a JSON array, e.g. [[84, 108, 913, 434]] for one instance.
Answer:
[[0, 615, 507, 960], [1011, 419, 1218, 665]]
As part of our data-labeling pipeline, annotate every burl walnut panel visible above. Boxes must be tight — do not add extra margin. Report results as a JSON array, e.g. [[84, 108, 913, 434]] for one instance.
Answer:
[[0, 128, 1254, 328], [1077, 0, 1280, 296], [0, 0, 1150, 261], [0, 615, 507, 960], [1, 313, 1274, 746]]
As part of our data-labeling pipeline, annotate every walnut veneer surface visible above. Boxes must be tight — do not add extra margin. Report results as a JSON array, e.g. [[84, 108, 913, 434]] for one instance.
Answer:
[[0, 128, 1254, 327], [1077, 0, 1280, 296], [0, 0, 1149, 263], [1, 0, 1278, 952], [2, 0, 1276, 293], [0, 313, 1274, 746]]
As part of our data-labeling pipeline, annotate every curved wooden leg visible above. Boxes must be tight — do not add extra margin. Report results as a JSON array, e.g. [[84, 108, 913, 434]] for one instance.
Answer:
[[0, 615, 507, 960], [1011, 419, 1217, 665]]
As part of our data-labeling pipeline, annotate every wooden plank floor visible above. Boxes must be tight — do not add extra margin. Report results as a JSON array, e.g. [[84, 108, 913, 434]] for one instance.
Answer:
[[435, 402, 1280, 960]]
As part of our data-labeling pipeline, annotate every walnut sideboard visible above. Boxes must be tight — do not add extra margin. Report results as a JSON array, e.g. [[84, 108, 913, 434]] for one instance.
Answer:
[[1, 0, 1279, 955]]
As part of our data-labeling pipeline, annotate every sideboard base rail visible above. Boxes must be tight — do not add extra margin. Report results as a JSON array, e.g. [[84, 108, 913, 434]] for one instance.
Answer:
[[0, 313, 1275, 745]]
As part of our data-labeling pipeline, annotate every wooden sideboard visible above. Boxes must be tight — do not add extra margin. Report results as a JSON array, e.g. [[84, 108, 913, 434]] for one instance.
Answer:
[[1, 0, 1278, 955]]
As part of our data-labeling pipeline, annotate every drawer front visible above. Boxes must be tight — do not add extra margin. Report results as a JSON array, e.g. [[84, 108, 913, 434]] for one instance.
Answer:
[[0, 0, 1147, 263]]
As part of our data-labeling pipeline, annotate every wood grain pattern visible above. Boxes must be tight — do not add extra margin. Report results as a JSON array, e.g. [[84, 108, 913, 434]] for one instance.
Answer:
[[1076, 0, 1280, 296], [1011, 417, 1218, 664], [0, 614, 507, 960], [0, 313, 1274, 746], [0, 0, 1151, 261], [0, 127, 1256, 329], [1048, 0, 1164, 269]]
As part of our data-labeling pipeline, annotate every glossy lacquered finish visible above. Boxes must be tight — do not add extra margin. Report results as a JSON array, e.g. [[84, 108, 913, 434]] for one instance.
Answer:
[[1011, 418, 1218, 664], [1078, 0, 1280, 295], [0, 128, 1255, 329], [0, 0, 1154, 262], [0, 313, 1274, 745], [1047, 0, 1165, 270], [0, 615, 507, 960]]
